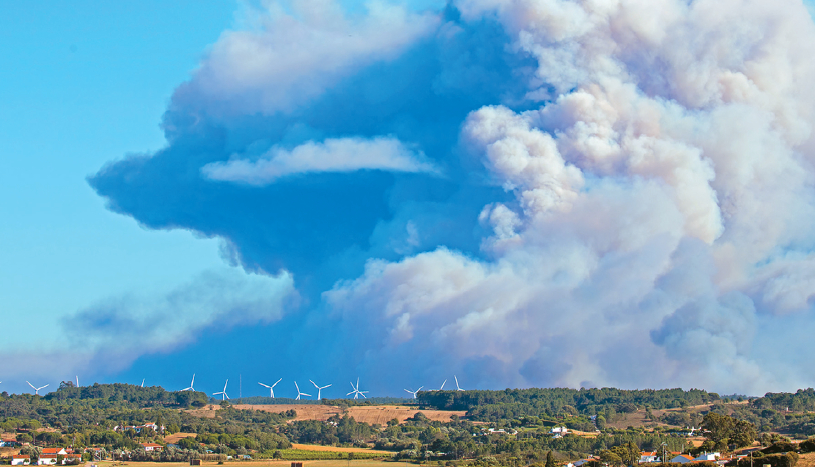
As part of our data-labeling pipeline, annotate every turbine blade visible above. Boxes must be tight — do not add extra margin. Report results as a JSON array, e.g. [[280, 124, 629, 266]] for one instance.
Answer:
[[273, 378, 282, 387]]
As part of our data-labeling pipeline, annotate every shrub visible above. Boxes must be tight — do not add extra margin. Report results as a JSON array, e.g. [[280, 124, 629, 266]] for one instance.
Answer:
[[798, 438, 815, 453], [762, 442, 798, 454]]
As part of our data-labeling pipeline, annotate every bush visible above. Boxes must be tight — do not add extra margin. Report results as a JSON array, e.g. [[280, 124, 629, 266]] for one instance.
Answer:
[[798, 438, 815, 453], [727, 452, 798, 467], [762, 442, 798, 454]]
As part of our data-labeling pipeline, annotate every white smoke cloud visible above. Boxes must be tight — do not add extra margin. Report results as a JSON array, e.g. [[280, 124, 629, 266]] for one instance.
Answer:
[[172, 0, 440, 117], [0, 266, 296, 389], [202, 137, 439, 185], [325, 0, 815, 393]]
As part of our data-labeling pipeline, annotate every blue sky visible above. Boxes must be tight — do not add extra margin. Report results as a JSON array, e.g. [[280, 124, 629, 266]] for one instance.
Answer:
[[0, 1, 234, 319], [4, 0, 815, 398]]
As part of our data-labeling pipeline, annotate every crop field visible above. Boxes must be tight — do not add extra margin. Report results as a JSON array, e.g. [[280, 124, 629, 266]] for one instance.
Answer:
[[188, 404, 465, 425]]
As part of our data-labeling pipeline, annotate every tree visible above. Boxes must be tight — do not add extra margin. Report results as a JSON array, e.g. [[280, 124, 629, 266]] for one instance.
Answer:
[[596, 415, 607, 430], [600, 450, 623, 466], [702, 413, 756, 450], [546, 451, 556, 467]]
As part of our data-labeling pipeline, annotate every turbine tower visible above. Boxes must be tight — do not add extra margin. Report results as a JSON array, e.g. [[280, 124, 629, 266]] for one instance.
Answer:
[[310, 380, 332, 400], [181, 374, 195, 391], [75, 376, 79, 387], [214, 380, 229, 400], [259, 378, 283, 398], [346, 378, 368, 399], [454, 375, 464, 391], [141, 379, 145, 387], [404, 387, 423, 399], [26, 381, 49, 395], [294, 381, 311, 400]]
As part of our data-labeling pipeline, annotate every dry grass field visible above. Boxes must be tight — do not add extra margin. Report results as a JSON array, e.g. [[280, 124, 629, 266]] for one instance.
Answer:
[[93, 460, 397, 467], [796, 452, 815, 467], [164, 433, 198, 444], [187, 404, 465, 426], [290, 444, 392, 454]]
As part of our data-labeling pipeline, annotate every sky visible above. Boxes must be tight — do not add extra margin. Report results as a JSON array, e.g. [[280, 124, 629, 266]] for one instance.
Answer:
[[3, 0, 815, 399]]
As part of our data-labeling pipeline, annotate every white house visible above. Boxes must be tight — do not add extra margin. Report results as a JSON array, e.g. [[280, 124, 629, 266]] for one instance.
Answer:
[[640, 452, 659, 463], [694, 452, 721, 462], [38, 455, 59, 465], [41, 449, 67, 456], [551, 427, 569, 438], [12, 455, 30, 465], [141, 443, 163, 452]]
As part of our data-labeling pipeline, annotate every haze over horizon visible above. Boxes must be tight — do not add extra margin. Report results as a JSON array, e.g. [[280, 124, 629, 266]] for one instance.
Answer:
[[3, 0, 815, 399]]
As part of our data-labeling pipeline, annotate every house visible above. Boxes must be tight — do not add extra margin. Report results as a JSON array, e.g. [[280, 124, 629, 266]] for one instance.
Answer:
[[551, 427, 569, 438], [42, 449, 68, 456], [694, 452, 721, 462], [38, 455, 59, 465], [63, 454, 82, 465], [670, 455, 695, 464], [640, 452, 659, 463], [12, 455, 30, 465], [113, 423, 164, 434], [2, 439, 20, 447], [141, 443, 163, 452]]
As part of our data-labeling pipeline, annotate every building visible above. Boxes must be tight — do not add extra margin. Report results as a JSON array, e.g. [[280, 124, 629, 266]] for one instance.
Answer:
[[41, 449, 68, 456], [640, 452, 659, 463], [2, 439, 20, 447], [551, 427, 569, 438], [12, 455, 30, 466], [694, 452, 721, 462], [114, 423, 164, 434], [670, 455, 695, 464], [141, 443, 163, 452], [38, 455, 59, 465]]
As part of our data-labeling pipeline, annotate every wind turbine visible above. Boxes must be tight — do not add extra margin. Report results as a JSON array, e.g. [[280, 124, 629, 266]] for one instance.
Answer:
[[181, 374, 195, 391], [439, 379, 447, 390], [404, 387, 423, 399], [294, 381, 311, 400], [346, 378, 368, 399], [454, 375, 464, 391], [310, 380, 332, 400], [141, 379, 145, 388], [214, 380, 229, 400], [27, 381, 49, 395], [259, 378, 282, 398]]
